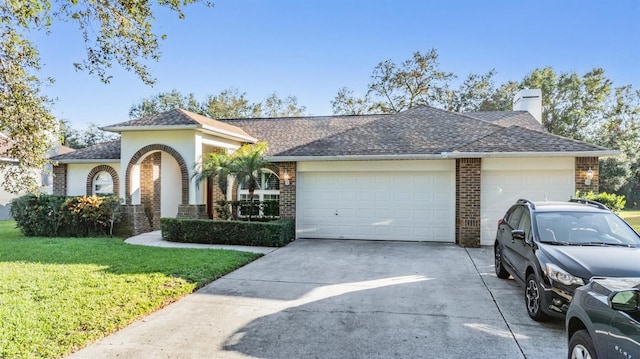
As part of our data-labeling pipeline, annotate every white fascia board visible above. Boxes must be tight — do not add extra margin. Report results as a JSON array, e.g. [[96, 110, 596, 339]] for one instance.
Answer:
[[200, 137, 241, 150], [100, 124, 257, 143], [266, 150, 621, 162], [100, 125, 200, 133], [265, 154, 446, 162], [441, 150, 621, 159], [52, 159, 118, 164], [198, 125, 258, 143]]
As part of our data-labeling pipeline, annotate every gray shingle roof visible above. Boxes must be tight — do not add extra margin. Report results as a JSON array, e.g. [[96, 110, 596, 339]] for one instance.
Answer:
[[54, 107, 614, 161], [457, 126, 610, 153], [103, 108, 254, 140], [225, 106, 610, 157], [464, 111, 545, 132], [50, 139, 121, 161]]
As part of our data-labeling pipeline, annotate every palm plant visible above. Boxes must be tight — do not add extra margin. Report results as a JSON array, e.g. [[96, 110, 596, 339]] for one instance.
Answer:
[[230, 142, 269, 201], [229, 142, 269, 220], [192, 151, 232, 196]]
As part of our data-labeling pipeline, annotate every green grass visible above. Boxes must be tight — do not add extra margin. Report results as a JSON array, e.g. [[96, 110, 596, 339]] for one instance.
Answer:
[[0, 221, 261, 359], [620, 209, 640, 231]]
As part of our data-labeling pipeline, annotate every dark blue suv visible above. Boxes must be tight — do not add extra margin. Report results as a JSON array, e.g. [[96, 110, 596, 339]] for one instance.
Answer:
[[494, 199, 640, 321], [566, 278, 640, 359]]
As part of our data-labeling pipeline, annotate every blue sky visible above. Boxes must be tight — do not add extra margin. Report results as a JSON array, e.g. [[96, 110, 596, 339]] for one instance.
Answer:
[[33, 0, 639, 130]]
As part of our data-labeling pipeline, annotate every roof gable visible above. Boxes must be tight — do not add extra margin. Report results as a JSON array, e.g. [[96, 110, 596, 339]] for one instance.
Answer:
[[102, 109, 255, 141]]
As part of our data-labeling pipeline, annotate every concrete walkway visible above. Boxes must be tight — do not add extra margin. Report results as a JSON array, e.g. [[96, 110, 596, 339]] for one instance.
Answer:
[[124, 230, 278, 254], [68, 239, 565, 359]]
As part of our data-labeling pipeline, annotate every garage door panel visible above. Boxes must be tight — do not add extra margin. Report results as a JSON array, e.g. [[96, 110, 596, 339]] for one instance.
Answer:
[[481, 170, 574, 246], [298, 170, 455, 242]]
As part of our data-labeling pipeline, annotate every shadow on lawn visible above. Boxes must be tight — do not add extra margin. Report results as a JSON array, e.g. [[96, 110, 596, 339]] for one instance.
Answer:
[[0, 232, 261, 285]]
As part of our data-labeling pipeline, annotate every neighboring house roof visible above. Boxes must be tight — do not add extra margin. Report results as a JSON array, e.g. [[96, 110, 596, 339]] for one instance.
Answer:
[[224, 106, 616, 160], [56, 145, 75, 155], [50, 139, 121, 163], [100, 109, 257, 143]]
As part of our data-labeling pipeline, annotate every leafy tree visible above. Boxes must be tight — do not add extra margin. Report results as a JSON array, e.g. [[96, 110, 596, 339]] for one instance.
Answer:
[[261, 93, 306, 117], [331, 87, 374, 115], [479, 81, 520, 111], [521, 67, 612, 140], [129, 90, 203, 119], [443, 70, 496, 112], [129, 89, 307, 119], [595, 85, 640, 196], [204, 88, 261, 119], [1, 0, 206, 194], [331, 49, 494, 115], [61, 120, 119, 149]]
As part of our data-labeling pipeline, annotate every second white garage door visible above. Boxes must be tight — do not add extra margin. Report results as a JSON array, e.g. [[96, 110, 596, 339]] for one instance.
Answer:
[[480, 158, 575, 245], [297, 164, 455, 242]]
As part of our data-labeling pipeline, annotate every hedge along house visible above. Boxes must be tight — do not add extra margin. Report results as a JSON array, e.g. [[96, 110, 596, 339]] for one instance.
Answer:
[[50, 89, 618, 246]]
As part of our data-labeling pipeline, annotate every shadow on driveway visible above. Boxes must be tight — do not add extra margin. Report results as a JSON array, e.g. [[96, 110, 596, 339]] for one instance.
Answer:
[[69, 239, 565, 359]]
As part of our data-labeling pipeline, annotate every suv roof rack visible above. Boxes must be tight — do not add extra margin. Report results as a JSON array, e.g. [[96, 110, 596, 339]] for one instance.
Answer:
[[569, 198, 609, 210], [517, 198, 535, 210]]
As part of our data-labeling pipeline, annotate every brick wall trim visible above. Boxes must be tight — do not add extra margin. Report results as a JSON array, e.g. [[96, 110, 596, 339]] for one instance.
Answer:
[[85, 165, 120, 196], [124, 144, 189, 205]]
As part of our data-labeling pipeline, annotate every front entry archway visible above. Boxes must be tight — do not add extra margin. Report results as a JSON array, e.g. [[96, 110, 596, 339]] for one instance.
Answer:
[[124, 144, 189, 231]]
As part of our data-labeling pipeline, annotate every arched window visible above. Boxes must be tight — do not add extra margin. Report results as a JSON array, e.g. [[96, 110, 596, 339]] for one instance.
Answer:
[[93, 171, 114, 195]]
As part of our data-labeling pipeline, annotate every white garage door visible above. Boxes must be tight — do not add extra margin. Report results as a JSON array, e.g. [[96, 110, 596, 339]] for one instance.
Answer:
[[297, 168, 455, 242], [481, 158, 575, 245]]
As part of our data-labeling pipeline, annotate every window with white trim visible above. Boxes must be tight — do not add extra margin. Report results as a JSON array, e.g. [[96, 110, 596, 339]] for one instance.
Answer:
[[238, 170, 280, 201], [238, 170, 279, 216], [93, 171, 114, 195]]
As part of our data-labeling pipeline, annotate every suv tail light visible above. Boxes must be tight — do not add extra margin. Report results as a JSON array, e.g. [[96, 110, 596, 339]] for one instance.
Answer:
[[498, 218, 504, 225]]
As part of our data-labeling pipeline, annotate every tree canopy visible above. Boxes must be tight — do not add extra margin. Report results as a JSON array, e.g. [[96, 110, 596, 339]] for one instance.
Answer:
[[129, 89, 307, 119], [331, 49, 496, 115], [0, 0, 206, 193]]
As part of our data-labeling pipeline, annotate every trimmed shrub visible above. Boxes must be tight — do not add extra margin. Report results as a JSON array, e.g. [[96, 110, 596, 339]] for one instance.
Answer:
[[160, 218, 295, 247], [215, 199, 279, 220], [10, 194, 121, 237], [575, 190, 626, 213], [10, 194, 67, 236]]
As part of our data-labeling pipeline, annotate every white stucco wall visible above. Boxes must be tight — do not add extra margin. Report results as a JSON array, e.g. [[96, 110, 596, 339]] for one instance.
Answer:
[[120, 130, 243, 205], [66, 163, 121, 197], [161, 153, 181, 218]]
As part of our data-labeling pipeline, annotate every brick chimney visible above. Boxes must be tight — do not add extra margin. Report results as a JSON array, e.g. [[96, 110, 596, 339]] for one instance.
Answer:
[[513, 89, 542, 123]]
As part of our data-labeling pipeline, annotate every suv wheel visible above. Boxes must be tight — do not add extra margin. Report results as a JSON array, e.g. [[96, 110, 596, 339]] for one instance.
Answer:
[[494, 244, 510, 279], [568, 329, 597, 359], [525, 273, 549, 321]]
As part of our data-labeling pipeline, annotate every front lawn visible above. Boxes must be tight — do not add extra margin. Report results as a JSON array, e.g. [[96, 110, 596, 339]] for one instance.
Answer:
[[0, 221, 261, 359], [620, 209, 640, 231]]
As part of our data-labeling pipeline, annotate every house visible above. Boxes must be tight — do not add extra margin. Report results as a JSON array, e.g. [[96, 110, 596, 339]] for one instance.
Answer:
[[0, 133, 74, 219], [50, 89, 618, 246]]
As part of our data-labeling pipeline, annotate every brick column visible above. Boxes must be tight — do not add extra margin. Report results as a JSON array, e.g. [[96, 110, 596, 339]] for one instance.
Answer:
[[117, 204, 151, 235], [52, 164, 67, 195], [575, 157, 599, 194], [456, 158, 481, 247], [279, 162, 296, 219], [140, 152, 161, 230]]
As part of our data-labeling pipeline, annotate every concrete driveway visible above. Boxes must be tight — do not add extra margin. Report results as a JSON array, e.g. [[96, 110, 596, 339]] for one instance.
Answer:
[[68, 239, 565, 359]]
